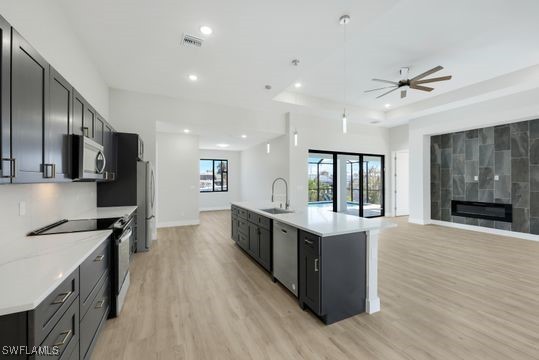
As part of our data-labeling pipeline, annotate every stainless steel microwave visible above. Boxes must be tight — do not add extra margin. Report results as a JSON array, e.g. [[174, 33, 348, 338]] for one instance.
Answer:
[[72, 135, 106, 180]]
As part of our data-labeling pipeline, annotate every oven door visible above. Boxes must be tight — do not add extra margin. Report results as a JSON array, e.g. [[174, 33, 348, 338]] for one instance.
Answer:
[[117, 227, 132, 293]]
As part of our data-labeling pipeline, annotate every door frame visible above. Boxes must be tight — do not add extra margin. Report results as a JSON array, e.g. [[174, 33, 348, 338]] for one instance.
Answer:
[[391, 149, 409, 217], [308, 149, 385, 218]]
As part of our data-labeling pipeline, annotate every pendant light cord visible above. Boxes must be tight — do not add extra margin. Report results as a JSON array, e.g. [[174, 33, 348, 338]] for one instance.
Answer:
[[343, 18, 347, 115]]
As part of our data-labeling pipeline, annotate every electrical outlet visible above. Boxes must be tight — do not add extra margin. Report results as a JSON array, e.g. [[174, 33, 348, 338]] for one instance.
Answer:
[[494, 175, 500, 181], [474, 175, 478, 181], [19, 201, 26, 216]]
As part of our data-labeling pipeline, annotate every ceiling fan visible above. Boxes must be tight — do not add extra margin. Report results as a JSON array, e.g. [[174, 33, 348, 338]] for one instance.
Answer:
[[365, 66, 452, 99]]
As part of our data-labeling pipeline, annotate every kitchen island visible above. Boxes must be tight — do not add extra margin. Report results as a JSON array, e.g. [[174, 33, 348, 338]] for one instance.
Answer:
[[231, 202, 396, 324]]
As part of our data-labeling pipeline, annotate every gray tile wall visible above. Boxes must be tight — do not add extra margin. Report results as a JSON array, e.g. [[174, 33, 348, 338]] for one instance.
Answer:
[[431, 119, 539, 235]]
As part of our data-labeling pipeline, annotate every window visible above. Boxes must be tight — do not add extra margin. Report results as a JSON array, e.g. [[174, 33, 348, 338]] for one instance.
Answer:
[[200, 159, 228, 192]]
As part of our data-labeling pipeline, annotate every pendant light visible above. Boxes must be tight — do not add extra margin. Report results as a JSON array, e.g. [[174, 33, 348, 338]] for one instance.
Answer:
[[292, 59, 300, 146], [340, 15, 350, 134]]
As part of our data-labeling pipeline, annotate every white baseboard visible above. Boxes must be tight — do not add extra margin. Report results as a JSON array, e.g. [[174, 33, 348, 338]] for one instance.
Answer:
[[157, 219, 200, 228], [408, 218, 428, 225], [430, 220, 539, 242], [199, 206, 230, 212]]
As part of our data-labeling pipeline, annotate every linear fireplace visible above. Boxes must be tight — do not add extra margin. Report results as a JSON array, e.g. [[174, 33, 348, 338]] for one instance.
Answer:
[[451, 200, 512, 223]]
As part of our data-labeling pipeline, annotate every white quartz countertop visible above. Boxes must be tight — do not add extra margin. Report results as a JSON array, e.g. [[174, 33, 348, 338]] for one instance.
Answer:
[[0, 206, 136, 316], [0, 230, 112, 316], [71, 206, 137, 220], [232, 202, 396, 236]]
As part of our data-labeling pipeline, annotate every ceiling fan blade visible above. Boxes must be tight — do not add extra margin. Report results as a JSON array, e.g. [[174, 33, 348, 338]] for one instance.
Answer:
[[410, 84, 434, 92], [364, 85, 398, 93], [376, 87, 399, 99], [410, 65, 443, 81], [401, 89, 407, 99], [372, 78, 399, 85], [413, 75, 452, 84]]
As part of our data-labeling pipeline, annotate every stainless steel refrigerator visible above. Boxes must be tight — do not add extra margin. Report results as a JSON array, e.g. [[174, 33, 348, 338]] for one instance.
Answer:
[[137, 161, 155, 251]]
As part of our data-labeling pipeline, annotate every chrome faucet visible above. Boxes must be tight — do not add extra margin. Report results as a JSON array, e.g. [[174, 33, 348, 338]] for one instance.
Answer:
[[271, 177, 290, 210]]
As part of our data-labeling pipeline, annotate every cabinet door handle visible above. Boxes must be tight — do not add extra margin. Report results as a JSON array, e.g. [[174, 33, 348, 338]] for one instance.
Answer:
[[94, 254, 105, 262], [83, 127, 89, 137], [281, 229, 287, 234], [51, 291, 72, 305], [95, 299, 106, 309], [53, 329, 72, 347], [304, 238, 313, 245], [314, 258, 319, 272]]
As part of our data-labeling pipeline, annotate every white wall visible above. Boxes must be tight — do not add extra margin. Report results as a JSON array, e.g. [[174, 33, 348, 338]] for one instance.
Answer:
[[0, 183, 96, 245], [0, 0, 109, 117], [408, 87, 539, 224], [389, 124, 409, 152], [287, 113, 391, 210], [241, 135, 290, 205], [199, 150, 241, 211], [156, 132, 199, 227]]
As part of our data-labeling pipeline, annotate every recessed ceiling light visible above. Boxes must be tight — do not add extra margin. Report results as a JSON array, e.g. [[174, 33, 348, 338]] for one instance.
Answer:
[[265, 85, 272, 90], [188, 74, 198, 81], [241, 134, 247, 139], [294, 82, 302, 88], [217, 143, 229, 148], [384, 103, 391, 109], [184, 129, 190, 133], [200, 26, 213, 35]]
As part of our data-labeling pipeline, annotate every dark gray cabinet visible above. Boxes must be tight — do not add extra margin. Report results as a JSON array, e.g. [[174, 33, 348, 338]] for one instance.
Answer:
[[83, 104, 95, 139], [0, 15, 11, 183], [48, 67, 73, 181], [72, 90, 85, 136], [102, 123, 117, 181], [299, 231, 321, 314], [11, 29, 49, 183], [231, 206, 272, 272], [94, 115, 104, 145]]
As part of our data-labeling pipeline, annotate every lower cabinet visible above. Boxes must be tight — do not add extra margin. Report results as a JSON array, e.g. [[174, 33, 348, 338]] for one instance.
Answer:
[[0, 236, 113, 360], [299, 230, 321, 315], [231, 206, 272, 272]]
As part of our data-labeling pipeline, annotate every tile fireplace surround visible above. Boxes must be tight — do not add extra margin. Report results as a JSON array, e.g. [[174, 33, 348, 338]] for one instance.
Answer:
[[430, 119, 539, 235]]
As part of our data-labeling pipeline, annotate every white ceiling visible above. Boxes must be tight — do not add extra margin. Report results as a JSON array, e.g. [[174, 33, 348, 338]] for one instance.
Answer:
[[58, 0, 539, 144]]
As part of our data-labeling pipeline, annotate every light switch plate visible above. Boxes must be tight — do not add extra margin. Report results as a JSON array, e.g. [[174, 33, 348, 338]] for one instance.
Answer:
[[474, 176, 479, 181], [494, 175, 500, 181], [19, 201, 26, 216]]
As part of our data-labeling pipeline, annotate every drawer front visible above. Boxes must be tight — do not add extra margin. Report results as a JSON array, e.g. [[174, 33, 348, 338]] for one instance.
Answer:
[[80, 276, 110, 360], [238, 232, 249, 251], [37, 296, 79, 360], [238, 208, 248, 220], [80, 239, 111, 307], [258, 215, 271, 230], [31, 269, 79, 345], [231, 206, 239, 215], [238, 218, 249, 236], [301, 231, 320, 256], [81, 269, 110, 321]]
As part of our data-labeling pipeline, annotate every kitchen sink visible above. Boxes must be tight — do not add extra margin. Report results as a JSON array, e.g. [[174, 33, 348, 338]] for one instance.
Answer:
[[260, 208, 294, 215]]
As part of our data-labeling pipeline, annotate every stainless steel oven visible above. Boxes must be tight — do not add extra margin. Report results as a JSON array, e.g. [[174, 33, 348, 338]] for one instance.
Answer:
[[72, 135, 106, 180], [112, 216, 134, 317]]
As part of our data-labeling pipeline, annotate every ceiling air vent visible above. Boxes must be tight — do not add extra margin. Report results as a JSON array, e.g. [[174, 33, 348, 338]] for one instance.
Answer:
[[181, 33, 203, 48]]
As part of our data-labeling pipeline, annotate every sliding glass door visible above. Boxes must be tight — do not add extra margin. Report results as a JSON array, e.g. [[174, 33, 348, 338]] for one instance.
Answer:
[[308, 150, 384, 218]]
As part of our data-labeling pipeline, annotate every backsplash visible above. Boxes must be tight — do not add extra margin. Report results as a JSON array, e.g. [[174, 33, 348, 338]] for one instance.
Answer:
[[430, 119, 539, 234], [0, 182, 96, 242]]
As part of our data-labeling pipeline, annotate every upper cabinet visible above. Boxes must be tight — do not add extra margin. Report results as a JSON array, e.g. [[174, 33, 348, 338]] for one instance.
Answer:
[[0, 15, 11, 183], [11, 29, 49, 183], [0, 15, 117, 184], [48, 67, 73, 181]]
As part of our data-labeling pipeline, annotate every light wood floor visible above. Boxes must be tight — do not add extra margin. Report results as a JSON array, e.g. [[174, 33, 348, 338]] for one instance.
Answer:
[[92, 212, 539, 360]]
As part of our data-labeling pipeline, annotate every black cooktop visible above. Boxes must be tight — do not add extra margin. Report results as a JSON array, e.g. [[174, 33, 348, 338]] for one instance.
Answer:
[[29, 217, 120, 236]]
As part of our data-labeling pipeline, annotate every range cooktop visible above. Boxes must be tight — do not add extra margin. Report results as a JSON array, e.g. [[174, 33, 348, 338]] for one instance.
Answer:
[[29, 218, 120, 236]]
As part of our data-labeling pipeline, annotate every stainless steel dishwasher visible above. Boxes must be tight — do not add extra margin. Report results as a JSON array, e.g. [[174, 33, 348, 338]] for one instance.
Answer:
[[273, 220, 298, 296]]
